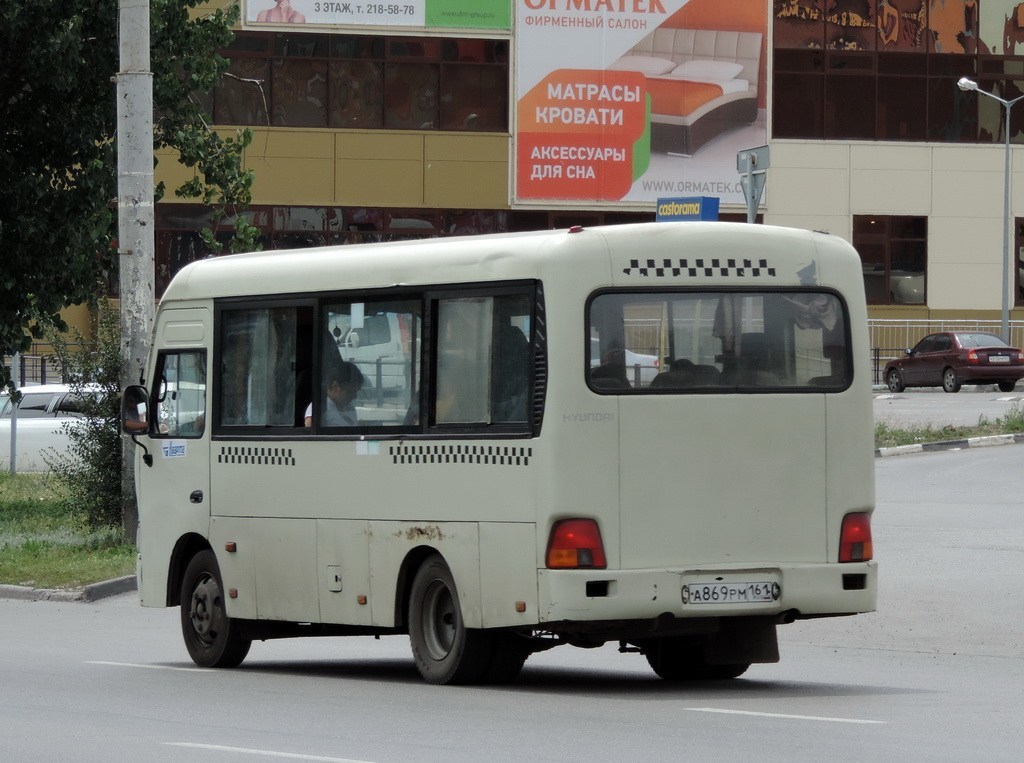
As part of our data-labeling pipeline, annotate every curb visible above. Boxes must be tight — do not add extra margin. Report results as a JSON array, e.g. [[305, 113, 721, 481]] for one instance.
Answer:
[[0, 574, 136, 603], [875, 432, 1024, 458]]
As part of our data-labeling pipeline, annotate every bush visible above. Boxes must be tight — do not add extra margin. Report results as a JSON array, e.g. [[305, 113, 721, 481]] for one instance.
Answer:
[[43, 303, 124, 530]]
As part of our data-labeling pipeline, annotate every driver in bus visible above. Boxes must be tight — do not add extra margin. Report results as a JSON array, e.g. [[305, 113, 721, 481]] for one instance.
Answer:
[[304, 361, 364, 427]]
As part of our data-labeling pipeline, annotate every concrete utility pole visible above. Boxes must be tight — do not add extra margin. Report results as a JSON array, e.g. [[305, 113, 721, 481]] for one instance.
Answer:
[[116, 0, 155, 543]]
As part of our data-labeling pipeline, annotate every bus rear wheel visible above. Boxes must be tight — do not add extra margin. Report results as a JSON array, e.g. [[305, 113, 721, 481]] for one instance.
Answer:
[[408, 554, 494, 685], [180, 549, 251, 668], [643, 638, 749, 681]]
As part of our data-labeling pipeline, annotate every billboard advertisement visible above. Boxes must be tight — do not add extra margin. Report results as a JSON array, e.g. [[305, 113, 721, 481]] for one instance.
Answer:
[[244, 0, 510, 31], [514, 0, 767, 207]]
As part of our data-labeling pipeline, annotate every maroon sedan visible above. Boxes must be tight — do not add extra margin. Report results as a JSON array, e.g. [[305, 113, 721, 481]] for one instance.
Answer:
[[884, 332, 1024, 393]]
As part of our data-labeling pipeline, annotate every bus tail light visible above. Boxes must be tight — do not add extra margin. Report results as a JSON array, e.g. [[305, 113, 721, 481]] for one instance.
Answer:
[[546, 519, 607, 569], [839, 512, 873, 562]]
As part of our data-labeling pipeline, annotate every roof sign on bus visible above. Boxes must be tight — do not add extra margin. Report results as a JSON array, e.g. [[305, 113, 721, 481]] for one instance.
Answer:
[[656, 196, 720, 222]]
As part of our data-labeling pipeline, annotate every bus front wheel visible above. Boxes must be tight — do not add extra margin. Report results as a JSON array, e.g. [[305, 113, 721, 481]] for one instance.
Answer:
[[180, 549, 251, 668], [408, 554, 493, 685], [643, 638, 749, 681]]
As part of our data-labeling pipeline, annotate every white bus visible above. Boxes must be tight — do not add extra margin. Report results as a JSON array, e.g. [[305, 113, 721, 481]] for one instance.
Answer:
[[122, 222, 876, 685]]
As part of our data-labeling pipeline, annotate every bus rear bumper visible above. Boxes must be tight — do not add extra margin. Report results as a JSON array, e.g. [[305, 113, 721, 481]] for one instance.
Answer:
[[537, 561, 877, 624]]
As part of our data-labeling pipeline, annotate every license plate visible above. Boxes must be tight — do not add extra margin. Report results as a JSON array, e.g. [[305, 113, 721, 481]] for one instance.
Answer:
[[989, 355, 1010, 363], [683, 581, 776, 604]]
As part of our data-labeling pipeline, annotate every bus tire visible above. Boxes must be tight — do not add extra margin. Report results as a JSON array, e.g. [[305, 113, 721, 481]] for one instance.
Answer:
[[180, 549, 251, 668], [643, 638, 749, 681], [408, 554, 492, 685]]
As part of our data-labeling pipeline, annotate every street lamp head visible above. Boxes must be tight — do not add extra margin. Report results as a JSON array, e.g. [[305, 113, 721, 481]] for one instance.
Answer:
[[958, 77, 979, 92]]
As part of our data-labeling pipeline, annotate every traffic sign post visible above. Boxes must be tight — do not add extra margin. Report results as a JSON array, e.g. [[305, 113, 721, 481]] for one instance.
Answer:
[[737, 145, 769, 223]]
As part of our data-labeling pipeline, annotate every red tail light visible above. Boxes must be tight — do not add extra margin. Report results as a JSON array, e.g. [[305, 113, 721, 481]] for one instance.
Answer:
[[546, 519, 607, 569], [967, 350, 979, 364], [839, 512, 873, 563]]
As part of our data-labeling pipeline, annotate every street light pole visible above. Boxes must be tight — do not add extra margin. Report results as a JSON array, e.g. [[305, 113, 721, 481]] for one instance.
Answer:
[[958, 77, 1024, 343]]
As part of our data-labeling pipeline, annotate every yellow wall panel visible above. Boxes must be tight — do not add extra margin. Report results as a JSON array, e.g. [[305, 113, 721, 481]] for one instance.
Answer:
[[248, 157, 335, 205], [336, 159, 424, 207], [249, 129, 335, 159], [154, 148, 203, 200], [425, 134, 509, 163], [336, 132, 424, 161], [158, 128, 511, 209], [425, 161, 509, 208]]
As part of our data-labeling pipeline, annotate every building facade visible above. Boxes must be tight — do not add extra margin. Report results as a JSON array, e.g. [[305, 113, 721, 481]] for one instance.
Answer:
[[152, 0, 1024, 327]]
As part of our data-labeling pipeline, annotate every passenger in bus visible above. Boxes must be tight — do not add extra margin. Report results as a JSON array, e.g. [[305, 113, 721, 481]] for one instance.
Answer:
[[649, 358, 695, 389], [730, 333, 780, 387], [304, 361, 364, 427], [493, 323, 530, 421], [591, 347, 631, 389]]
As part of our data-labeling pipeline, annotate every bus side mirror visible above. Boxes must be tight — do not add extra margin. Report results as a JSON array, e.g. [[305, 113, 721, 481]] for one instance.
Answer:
[[121, 385, 150, 434], [122, 385, 154, 467]]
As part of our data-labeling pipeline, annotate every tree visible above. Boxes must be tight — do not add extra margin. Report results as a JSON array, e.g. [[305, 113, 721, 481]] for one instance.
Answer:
[[43, 303, 125, 530], [0, 0, 257, 391]]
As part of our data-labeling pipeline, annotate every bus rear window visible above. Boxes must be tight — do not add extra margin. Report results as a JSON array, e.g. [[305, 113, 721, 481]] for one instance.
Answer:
[[587, 291, 850, 393]]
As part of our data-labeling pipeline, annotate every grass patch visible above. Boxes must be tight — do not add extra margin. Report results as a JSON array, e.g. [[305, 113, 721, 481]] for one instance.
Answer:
[[874, 402, 1024, 449], [0, 472, 134, 590]]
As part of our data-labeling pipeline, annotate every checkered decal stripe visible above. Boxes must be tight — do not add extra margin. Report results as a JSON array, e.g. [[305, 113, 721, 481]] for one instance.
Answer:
[[217, 446, 296, 466], [623, 258, 776, 278], [389, 444, 532, 466]]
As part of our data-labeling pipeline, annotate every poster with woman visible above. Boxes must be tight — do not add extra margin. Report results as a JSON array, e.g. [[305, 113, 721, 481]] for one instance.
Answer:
[[244, 0, 509, 30]]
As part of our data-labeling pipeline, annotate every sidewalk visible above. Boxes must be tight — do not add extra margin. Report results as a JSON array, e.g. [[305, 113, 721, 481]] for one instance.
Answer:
[[875, 432, 1024, 458], [0, 574, 135, 603]]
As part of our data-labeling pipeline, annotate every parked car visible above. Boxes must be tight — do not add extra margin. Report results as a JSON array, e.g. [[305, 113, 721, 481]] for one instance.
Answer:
[[883, 332, 1024, 393], [0, 384, 84, 471]]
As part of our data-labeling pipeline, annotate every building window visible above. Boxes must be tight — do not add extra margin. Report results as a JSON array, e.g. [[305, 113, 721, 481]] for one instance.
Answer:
[[212, 32, 509, 133], [149, 205, 655, 298], [770, 2, 1024, 145], [853, 215, 927, 306]]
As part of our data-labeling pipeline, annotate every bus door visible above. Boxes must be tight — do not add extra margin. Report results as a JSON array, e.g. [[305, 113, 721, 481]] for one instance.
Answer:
[[138, 309, 212, 605], [589, 290, 849, 569]]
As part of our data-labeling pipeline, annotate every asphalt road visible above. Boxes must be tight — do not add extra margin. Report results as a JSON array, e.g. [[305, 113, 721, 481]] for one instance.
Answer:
[[1, 447, 1021, 761], [873, 386, 1024, 428]]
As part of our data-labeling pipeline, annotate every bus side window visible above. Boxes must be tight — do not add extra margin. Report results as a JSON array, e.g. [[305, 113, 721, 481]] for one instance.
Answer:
[[153, 351, 207, 438], [220, 306, 311, 428], [320, 299, 421, 428], [434, 292, 531, 426]]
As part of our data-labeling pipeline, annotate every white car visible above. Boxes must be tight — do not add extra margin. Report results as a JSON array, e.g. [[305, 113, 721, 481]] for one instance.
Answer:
[[0, 384, 85, 471], [590, 338, 660, 386]]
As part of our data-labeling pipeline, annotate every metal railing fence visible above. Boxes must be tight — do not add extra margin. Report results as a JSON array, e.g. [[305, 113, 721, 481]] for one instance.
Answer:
[[2, 345, 72, 387], [868, 319, 1024, 385]]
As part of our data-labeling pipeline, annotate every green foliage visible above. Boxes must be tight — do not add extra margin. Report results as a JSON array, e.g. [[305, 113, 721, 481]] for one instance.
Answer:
[[0, 1, 257, 390], [0, 1, 119, 371], [153, 0, 261, 253], [873, 404, 1024, 448], [42, 304, 125, 529], [0, 472, 134, 589]]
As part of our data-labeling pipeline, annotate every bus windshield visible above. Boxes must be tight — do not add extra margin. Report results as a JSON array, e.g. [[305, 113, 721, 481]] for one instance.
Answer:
[[588, 290, 849, 392]]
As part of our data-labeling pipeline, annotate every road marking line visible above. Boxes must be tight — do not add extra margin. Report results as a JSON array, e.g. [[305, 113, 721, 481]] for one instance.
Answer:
[[686, 707, 885, 724], [86, 660, 211, 673], [165, 743, 374, 762]]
